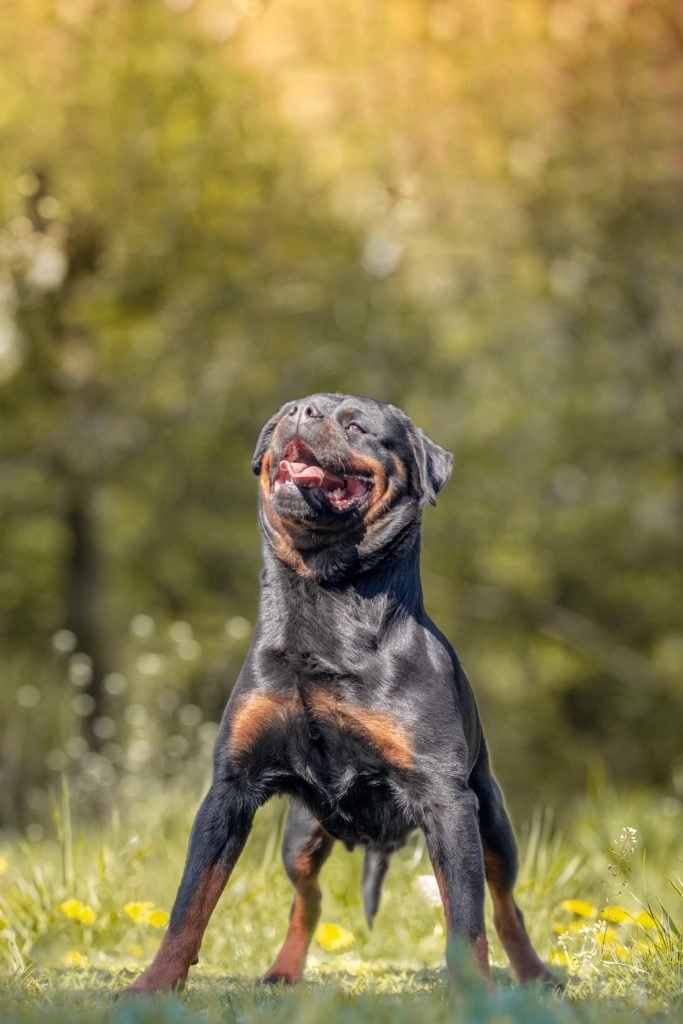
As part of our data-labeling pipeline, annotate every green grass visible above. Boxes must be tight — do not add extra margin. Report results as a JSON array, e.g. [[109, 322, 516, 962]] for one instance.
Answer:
[[0, 781, 680, 1023]]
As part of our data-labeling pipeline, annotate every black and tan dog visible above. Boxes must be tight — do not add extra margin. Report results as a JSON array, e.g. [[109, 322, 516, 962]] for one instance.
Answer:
[[126, 393, 554, 993]]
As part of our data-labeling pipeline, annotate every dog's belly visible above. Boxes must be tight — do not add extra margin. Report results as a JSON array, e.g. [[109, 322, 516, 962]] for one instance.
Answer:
[[291, 772, 414, 848], [284, 726, 418, 847]]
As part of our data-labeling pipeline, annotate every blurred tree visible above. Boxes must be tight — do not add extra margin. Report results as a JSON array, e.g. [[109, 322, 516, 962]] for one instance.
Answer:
[[0, 0, 681, 823]]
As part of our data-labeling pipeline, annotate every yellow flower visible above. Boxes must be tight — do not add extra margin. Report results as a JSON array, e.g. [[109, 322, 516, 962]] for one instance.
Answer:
[[123, 901, 155, 923], [59, 899, 96, 926], [124, 901, 168, 927], [559, 899, 597, 919], [600, 906, 632, 924], [63, 949, 89, 968], [636, 910, 656, 930], [126, 944, 143, 957], [314, 922, 356, 951], [0, 855, 8, 874]]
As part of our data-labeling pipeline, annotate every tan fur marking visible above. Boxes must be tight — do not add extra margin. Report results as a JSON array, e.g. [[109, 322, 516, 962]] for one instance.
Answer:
[[263, 890, 314, 983], [346, 452, 407, 530], [489, 888, 548, 982], [308, 690, 413, 771], [229, 692, 298, 756], [260, 446, 317, 578], [263, 827, 331, 984], [126, 863, 228, 992], [485, 850, 552, 982], [260, 486, 316, 578], [473, 932, 491, 976], [346, 452, 389, 524], [391, 453, 407, 478]]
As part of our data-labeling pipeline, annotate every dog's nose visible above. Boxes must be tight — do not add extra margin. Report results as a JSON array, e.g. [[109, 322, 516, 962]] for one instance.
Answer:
[[303, 403, 323, 420], [288, 405, 298, 417]]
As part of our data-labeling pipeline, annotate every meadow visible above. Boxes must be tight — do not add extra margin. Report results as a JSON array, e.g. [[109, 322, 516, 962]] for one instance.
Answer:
[[1, 780, 680, 1024], [1, 4, 682, 1022]]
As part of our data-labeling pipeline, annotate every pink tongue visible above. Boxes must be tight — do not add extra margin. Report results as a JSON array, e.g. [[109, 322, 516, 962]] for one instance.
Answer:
[[281, 460, 326, 486]]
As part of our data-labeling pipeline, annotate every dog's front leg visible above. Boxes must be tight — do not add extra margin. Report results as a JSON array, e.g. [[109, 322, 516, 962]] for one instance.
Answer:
[[123, 779, 254, 994], [422, 786, 490, 985]]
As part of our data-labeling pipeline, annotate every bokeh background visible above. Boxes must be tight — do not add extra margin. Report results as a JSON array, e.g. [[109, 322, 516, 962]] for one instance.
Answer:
[[1, 0, 682, 838]]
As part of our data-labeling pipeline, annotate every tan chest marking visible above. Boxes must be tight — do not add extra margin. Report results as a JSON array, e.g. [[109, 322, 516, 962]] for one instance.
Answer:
[[307, 690, 413, 771], [228, 691, 299, 756], [260, 450, 316, 579]]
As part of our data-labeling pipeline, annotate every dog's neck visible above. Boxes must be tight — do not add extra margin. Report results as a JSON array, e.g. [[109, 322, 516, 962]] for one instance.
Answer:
[[258, 496, 423, 585], [258, 535, 424, 640]]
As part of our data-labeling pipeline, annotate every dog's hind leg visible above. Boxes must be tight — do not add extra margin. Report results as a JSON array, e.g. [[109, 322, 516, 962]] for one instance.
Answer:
[[262, 799, 334, 984], [470, 744, 557, 986]]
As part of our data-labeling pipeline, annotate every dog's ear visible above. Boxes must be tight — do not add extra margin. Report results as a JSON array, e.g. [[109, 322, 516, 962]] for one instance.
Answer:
[[409, 426, 454, 506], [251, 411, 281, 475]]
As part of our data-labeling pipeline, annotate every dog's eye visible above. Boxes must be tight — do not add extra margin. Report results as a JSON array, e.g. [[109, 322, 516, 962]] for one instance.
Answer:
[[346, 422, 364, 434]]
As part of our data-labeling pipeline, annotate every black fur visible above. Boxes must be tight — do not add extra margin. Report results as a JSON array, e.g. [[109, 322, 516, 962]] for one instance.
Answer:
[[125, 393, 555, 994]]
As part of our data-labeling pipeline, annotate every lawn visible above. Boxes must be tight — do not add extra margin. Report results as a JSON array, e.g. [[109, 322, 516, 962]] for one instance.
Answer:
[[0, 781, 680, 1023]]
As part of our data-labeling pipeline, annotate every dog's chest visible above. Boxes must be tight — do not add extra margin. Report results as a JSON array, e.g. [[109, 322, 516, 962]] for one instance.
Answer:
[[281, 679, 417, 846], [290, 674, 412, 771]]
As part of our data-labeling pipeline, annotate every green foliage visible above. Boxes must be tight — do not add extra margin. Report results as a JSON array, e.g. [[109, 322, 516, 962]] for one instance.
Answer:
[[0, 787, 680, 1022]]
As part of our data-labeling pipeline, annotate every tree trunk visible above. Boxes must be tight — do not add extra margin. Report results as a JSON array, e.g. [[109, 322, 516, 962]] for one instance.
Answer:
[[64, 480, 109, 752]]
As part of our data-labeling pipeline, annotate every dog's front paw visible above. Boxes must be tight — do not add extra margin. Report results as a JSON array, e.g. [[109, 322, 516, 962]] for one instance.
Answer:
[[119, 968, 188, 997], [528, 964, 564, 993], [260, 967, 301, 985]]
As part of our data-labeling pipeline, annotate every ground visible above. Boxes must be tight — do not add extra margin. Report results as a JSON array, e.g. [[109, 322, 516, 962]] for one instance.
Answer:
[[0, 781, 680, 1023]]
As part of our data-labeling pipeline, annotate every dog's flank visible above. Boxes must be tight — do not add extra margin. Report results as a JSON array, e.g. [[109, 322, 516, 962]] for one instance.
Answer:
[[124, 394, 556, 995]]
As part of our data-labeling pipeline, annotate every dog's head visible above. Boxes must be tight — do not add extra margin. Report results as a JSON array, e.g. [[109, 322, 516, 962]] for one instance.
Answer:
[[252, 394, 453, 580]]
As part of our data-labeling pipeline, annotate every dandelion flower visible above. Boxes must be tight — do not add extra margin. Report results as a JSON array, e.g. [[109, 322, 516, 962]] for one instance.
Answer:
[[0, 855, 8, 874], [315, 922, 356, 951], [600, 905, 632, 924], [59, 899, 96, 926], [123, 901, 155, 923], [124, 901, 168, 927], [559, 898, 597, 919], [63, 950, 89, 968]]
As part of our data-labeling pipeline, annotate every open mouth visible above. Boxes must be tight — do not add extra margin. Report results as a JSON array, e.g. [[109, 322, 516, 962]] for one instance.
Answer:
[[273, 440, 372, 512]]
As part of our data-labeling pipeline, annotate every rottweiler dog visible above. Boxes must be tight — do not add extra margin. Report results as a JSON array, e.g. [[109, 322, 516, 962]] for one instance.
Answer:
[[126, 393, 555, 993]]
